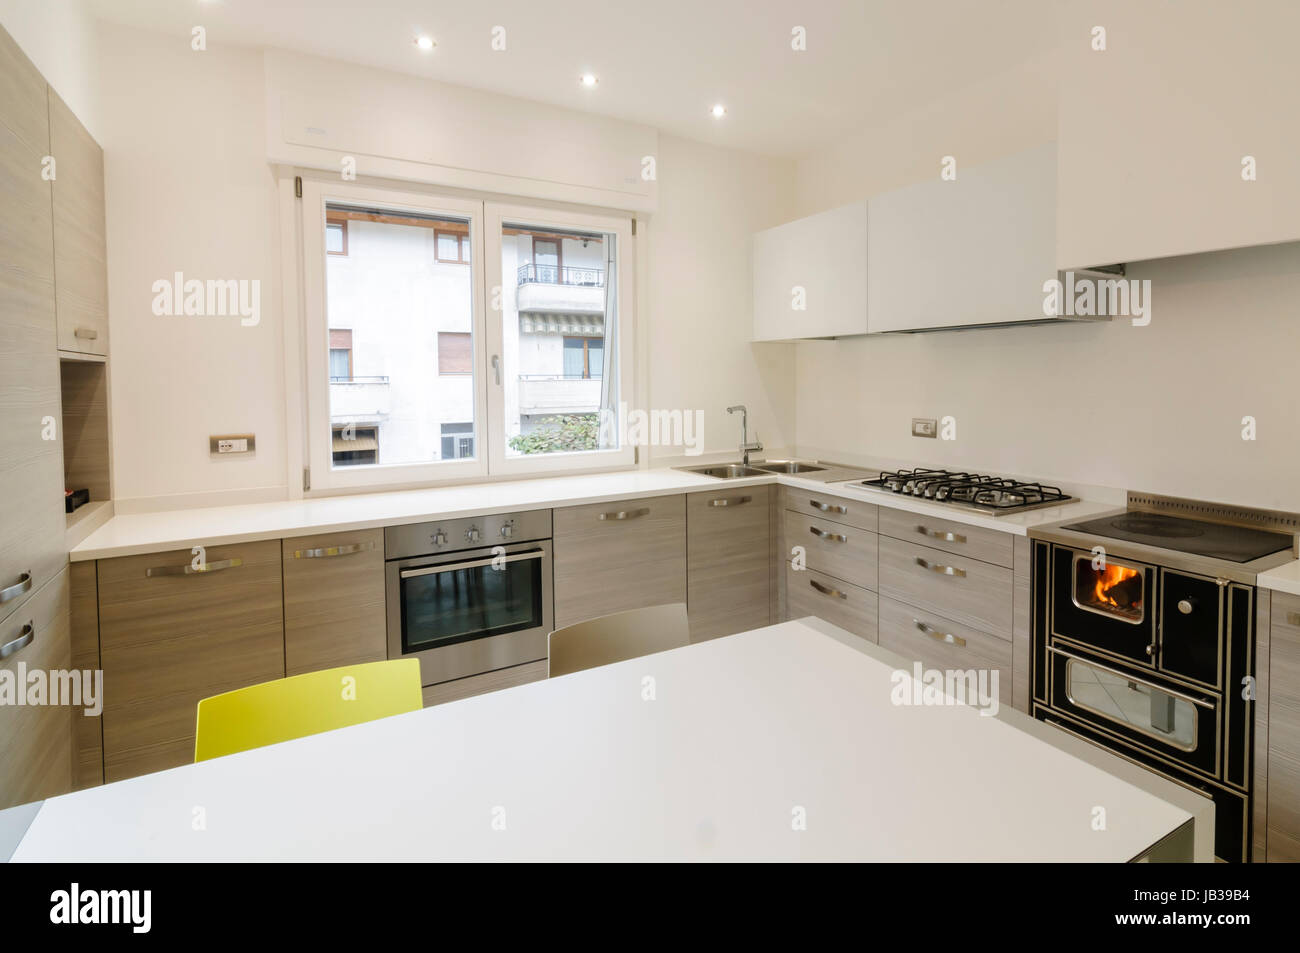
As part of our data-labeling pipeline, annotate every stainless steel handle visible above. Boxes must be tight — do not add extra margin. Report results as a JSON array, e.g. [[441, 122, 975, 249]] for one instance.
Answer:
[[399, 548, 545, 579], [915, 557, 966, 578], [809, 525, 847, 543], [1288, 612, 1300, 627], [0, 620, 34, 659], [916, 525, 966, 544], [146, 558, 244, 577], [291, 541, 376, 559], [914, 619, 965, 647], [0, 571, 32, 605], [598, 507, 650, 521], [74, 327, 98, 340], [808, 499, 847, 514], [709, 496, 752, 508], [809, 579, 847, 600], [1047, 645, 1216, 709], [491, 354, 501, 385]]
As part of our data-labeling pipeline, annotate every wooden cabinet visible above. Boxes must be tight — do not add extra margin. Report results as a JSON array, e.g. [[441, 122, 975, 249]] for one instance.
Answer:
[[879, 507, 1013, 569], [783, 508, 876, 591], [878, 594, 1011, 704], [69, 560, 102, 789], [421, 660, 548, 708], [752, 200, 868, 341], [0, 26, 65, 629], [97, 540, 284, 781], [1267, 591, 1300, 861], [686, 486, 770, 641], [1057, 2, 1300, 268], [0, 570, 72, 810], [553, 494, 686, 630], [783, 486, 877, 533], [867, 144, 1059, 332], [878, 536, 1013, 636], [49, 90, 108, 356], [785, 563, 877, 642], [282, 528, 385, 676]]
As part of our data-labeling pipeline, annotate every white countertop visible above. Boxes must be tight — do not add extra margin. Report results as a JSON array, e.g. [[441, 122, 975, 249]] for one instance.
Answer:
[[70, 466, 1115, 561], [6, 618, 1207, 862], [1259, 559, 1300, 597]]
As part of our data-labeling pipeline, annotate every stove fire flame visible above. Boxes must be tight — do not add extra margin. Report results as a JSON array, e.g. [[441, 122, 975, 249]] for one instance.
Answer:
[[1093, 564, 1141, 610]]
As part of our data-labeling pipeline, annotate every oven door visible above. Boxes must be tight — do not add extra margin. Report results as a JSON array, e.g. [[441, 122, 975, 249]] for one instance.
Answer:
[[385, 541, 553, 686], [1047, 643, 1220, 778], [1050, 545, 1158, 669]]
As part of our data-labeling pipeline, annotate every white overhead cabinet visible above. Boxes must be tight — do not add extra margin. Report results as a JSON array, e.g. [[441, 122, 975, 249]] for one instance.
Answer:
[[1056, 1, 1300, 269], [866, 144, 1059, 333], [751, 200, 867, 341]]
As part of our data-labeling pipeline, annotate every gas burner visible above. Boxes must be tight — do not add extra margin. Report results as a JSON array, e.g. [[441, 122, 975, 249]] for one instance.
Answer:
[[857, 469, 1075, 515]]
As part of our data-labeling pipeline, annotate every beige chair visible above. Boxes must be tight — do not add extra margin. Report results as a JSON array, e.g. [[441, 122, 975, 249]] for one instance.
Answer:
[[548, 603, 691, 677]]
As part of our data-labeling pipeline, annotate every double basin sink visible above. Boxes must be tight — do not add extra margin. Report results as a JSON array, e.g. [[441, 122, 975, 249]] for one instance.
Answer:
[[681, 460, 828, 479]]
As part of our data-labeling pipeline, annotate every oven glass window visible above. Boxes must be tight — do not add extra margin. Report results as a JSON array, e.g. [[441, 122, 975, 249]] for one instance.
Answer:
[[1072, 556, 1145, 624], [1065, 658, 1196, 751], [401, 552, 544, 652]]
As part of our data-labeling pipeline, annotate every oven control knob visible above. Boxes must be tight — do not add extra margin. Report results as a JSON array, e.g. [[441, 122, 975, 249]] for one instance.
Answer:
[[1177, 599, 1194, 615], [465, 527, 481, 543], [500, 524, 513, 539], [432, 531, 448, 546]]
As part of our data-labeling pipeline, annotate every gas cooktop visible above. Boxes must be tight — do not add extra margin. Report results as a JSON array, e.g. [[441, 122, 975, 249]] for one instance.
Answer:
[[1062, 511, 1293, 564], [855, 468, 1075, 515]]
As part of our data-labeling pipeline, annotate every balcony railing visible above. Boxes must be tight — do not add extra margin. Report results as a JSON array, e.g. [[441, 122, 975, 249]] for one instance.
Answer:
[[516, 264, 605, 287], [329, 375, 390, 383]]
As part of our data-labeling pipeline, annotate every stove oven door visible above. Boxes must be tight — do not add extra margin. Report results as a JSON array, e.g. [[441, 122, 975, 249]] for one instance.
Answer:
[[1158, 569, 1224, 689], [1050, 545, 1157, 669], [1047, 644, 1220, 778]]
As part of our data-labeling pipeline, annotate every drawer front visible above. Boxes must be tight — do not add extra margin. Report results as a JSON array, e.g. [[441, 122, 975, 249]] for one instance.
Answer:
[[878, 506, 1014, 568], [0, 569, 72, 810], [785, 563, 878, 643], [554, 495, 686, 630], [878, 536, 1013, 635], [783, 488, 877, 533], [1269, 591, 1300, 861], [687, 486, 771, 640], [783, 508, 877, 591], [98, 540, 285, 781], [282, 528, 386, 676], [422, 659, 548, 708], [877, 595, 1012, 703]]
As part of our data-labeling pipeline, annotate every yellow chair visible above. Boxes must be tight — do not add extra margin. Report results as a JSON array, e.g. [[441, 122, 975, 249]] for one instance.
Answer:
[[194, 658, 423, 762]]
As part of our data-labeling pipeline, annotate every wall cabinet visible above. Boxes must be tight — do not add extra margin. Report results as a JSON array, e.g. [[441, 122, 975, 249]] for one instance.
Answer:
[[1057, 2, 1300, 268], [686, 486, 770, 640], [49, 90, 108, 356], [866, 144, 1058, 332], [97, 540, 285, 781], [0, 27, 66, 630], [751, 200, 867, 341], [553, 494, 687, 630], [282, 529, 386, 676], [0, 570, 72, 811]]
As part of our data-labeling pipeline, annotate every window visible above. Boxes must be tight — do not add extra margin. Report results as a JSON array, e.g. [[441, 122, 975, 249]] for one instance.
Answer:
[[328, 329, 353, 380], [440, 422, 474, 459], [436, 228, 471, 264], [562, 337, 603, 379], [438, 332, 472, 375], [325, 219, 347, 255], [298, 180, 632, 491]]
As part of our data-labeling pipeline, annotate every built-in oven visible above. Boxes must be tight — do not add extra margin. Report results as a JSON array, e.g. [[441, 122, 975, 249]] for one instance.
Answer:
[[385, 511, 553, 687]]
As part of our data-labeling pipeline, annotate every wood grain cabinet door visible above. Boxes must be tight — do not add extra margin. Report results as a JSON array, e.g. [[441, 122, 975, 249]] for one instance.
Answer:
[[49, 90, 108, 356], [282, 529, 386, 677], [687, 486, 770, 641], [97, 540, 284, 781], [553, 495, 686, 630], [0, 28, 64, 629], [1268, 593, 1300, 862], [0, 569, 72, 810]]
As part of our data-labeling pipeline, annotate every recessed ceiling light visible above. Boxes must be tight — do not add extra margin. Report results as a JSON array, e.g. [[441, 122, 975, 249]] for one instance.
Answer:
[[414, 35, 435, 51], [580, 73, 598, 88], [710, 104, 727, 119]]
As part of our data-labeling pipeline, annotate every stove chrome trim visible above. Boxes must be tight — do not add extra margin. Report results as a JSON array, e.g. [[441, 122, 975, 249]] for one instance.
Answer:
[[1127, 491, 1300, 541]]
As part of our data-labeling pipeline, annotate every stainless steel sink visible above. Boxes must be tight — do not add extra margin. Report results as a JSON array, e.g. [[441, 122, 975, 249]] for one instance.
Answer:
[[678, 463, 768, 479], [751, 461, 828, 474]]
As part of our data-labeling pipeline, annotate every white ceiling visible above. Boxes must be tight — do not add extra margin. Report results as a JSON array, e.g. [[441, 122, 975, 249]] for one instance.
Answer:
[[87, 0, 1056, 158]]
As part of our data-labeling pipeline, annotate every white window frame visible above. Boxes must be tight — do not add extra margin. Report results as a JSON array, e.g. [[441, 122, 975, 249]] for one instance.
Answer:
[[484, 202, 635, 477], [300, 179, 489, 491]]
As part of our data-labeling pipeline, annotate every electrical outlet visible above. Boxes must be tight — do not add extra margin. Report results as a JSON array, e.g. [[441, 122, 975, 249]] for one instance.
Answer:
[[210, 434, 256, 455], [911, 418, 938, 439]]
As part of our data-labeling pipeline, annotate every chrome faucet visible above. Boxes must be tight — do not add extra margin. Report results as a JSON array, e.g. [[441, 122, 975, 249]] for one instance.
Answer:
[[727, 405, 763, 465]]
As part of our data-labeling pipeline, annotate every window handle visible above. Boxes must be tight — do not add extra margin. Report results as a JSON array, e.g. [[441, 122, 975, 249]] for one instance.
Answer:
[[492, 354, 501, 385]]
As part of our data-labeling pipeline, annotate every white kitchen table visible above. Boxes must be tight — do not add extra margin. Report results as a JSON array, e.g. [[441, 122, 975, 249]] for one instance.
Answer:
[[4, 618, 1210, 862]]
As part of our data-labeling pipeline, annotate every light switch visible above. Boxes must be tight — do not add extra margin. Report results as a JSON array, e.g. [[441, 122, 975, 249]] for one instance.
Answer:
[[911, 418, 938, 438]]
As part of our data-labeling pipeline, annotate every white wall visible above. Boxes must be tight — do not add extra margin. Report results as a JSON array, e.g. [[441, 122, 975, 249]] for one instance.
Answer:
[[96, 21, 286, 510], [791, 54, 1300, 512], [645, 134, 797, 461], [0, 0, 100, 137]]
